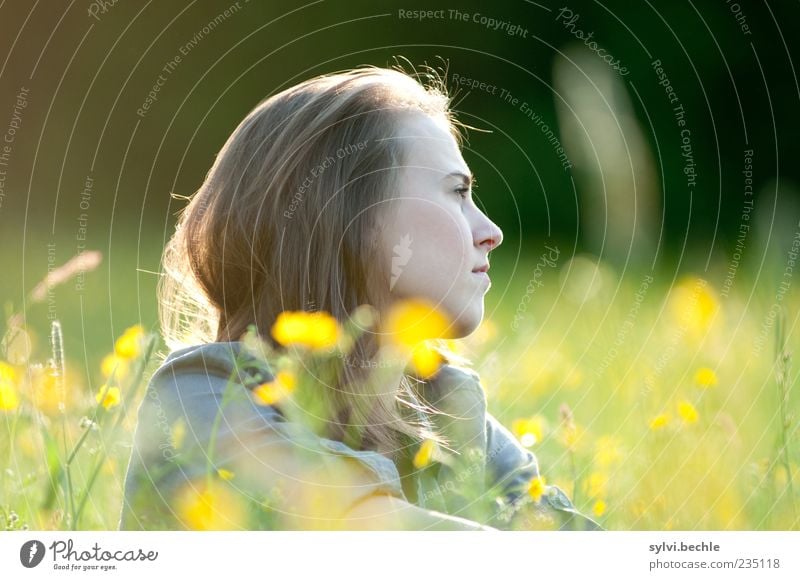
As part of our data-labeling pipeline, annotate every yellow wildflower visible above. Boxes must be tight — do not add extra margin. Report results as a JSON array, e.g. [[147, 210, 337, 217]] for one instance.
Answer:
[[649, 413, 670, 431], [101, 353, 130, 382], [0, 361, 21, 411], [30, 370, 66, 415], [512, 415, 548, 447], [114, 324, 146, 359], [413, 439, 436, 469], [528, 475, 546, 503], [217, 468, 235, 481], [271, 311, 340, 351], [694, 367, 718, 388], [0, 374, 20, 412], [592, 499, 607, 517], [176, 481, 246, 530], [594, 435, 623, 468], [252, 370, 297, 406], [668, 276, 719, 338], [383, 298, 453, 349], [95, 385, 121, 410], [677, 400, 699, 424], [584, 472, 609, 498], [409, 342, 445, 379]]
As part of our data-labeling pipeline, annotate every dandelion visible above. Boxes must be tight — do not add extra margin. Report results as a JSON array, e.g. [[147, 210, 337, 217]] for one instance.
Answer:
[[176, 481, 246, 530], [95, 385, 121, 410], [649, 413, 670, 431], [677, 400, 699, 424], [271, 310, 341, 351], [383, 298, 453, 349], [0, 362, 20, 412], [694, 367, 718, 388], [114, 324, 145, 359], [512, 415, 548, 447], [413, 439, 436, 469], [528, 475, 546, 503], [252, 370, 297, 406], [592, 499, 607, 517]]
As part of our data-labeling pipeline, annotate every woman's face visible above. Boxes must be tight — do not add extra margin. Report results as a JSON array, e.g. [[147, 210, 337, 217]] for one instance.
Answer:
[[377, 113, 503, 338]]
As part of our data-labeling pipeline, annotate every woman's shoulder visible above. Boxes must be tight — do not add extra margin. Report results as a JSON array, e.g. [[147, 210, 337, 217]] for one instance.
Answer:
[[149, 340, 272, 389]]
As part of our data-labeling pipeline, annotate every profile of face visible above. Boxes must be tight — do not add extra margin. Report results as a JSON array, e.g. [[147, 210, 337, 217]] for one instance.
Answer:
[[377, 113, 503, 338]]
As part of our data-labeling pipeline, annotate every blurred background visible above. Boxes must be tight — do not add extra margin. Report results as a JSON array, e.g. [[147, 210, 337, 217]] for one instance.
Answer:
[[1, 0, 799, 530]]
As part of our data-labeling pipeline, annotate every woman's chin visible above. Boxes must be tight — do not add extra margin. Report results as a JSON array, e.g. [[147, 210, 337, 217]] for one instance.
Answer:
[[448, 303, 484, 339]]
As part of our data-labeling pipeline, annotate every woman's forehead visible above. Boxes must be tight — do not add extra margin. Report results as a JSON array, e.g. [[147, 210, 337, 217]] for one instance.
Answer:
[[397, 116, 467, 175]]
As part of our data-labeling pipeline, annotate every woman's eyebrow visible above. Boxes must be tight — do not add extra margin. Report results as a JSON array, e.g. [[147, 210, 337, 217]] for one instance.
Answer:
[[441, 171, 474, 186]]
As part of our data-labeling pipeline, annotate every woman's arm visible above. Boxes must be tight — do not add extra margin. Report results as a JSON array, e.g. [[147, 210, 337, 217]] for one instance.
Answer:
[[122, 365, 495, 531], [341, 493, 495, 531]]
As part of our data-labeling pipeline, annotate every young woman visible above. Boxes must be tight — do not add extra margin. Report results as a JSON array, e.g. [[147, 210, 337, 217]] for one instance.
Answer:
[[119, 65, 602, 531]]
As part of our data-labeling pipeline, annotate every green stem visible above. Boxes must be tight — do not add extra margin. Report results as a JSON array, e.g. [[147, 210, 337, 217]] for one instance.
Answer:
[[71, 335, 158, 529]]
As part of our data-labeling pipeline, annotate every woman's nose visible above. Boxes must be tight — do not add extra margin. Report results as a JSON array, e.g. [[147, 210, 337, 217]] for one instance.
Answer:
[[476, 216, 503, 252]]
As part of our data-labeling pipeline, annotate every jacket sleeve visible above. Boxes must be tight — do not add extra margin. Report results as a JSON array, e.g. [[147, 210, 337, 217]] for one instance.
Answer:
[[119, 362, 406, 530]]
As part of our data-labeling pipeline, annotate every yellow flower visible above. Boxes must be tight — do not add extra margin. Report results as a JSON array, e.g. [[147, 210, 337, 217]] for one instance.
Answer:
[[30, 370, 65, 415], [594, 435, 623, 469], [413, 439, 436, 469], [584, 472, 609, 498], [95, 385, 121, 410], [383, 298, 453, 349], [528, 475, 546, 503], [271, 311, 340, 351], [677, 399, 699, 424], [0, 366, 20, 412], [592, 499, 607, 517], [649, 413, 670, 431], [409, 342, 445, 379], [114, 324, 145, 359], [512, 415, 548, 447], [668, 276, 719, 338], [101, 353, 130, 381], [176, 481, 246, 530], [0, 361, 18, 382], [694, 367, 718, 388], [252, 370, 297, 406], [217, 468, 235, 481]]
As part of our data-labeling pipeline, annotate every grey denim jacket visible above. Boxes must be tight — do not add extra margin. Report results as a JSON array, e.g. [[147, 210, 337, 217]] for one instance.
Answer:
[[119, 341, 602, 531]]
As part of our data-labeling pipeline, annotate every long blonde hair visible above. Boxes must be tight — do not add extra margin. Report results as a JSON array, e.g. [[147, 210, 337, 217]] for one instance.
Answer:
[[158, 64, 470, 456]]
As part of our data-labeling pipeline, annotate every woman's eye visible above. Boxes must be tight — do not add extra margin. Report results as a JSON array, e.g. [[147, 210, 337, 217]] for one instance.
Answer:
[[455, 187, 470, 200]]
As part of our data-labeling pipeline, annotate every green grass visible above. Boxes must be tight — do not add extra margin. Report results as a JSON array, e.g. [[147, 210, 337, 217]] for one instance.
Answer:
[[1, 234, 798, 530]]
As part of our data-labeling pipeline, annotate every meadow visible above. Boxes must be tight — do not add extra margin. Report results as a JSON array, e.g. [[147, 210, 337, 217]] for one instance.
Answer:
[[1, 237, 798, 531]]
